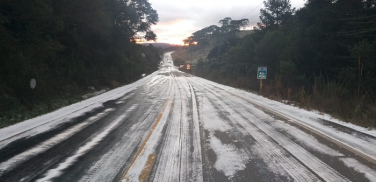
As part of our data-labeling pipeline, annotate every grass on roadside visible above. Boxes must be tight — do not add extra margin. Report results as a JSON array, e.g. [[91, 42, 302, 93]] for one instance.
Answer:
[[0, 93, 84, 129]]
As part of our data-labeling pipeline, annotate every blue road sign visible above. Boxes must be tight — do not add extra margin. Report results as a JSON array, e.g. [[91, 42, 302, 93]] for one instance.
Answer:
[[257, 67, 267, 79]]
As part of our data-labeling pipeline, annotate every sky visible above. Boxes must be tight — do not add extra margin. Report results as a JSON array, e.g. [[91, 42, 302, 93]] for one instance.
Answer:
[[146, 0, 306, 45]]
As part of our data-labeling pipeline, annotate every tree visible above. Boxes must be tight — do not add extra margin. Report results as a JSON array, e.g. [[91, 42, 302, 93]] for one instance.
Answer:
[[145, 31, 157, 41], [112, 0, 159, 42], [183, 17, 249, 47], [189, 0, 376, 126], [259, 0, 295, 30], [218, 17, 249, 39], [351, 39, 371, 96], [183, 25, 219, 46], [255, 30, 291, 78], [0, 0, 162, 125]]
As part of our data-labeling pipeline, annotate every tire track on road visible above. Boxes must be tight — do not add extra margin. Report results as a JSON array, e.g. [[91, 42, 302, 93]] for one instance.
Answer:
[[79, 74, 172, 182], [190, 78, 345, 181]]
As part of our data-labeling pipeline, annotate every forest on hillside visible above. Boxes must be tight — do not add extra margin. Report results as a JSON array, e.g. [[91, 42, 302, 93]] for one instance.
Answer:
[[181, 0, 376, 127], [0, 0, 161, 127]]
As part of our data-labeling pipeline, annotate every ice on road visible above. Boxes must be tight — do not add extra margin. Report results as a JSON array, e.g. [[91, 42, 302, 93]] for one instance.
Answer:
[[0, 52, 376, 182]]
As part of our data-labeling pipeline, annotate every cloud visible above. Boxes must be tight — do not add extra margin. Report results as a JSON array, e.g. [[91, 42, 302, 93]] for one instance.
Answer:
[[148, 0, 305, 44]]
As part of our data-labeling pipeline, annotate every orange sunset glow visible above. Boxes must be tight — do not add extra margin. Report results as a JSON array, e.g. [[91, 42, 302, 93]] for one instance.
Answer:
[[141, 19, 196, 45], [146, 0, 304, 45]]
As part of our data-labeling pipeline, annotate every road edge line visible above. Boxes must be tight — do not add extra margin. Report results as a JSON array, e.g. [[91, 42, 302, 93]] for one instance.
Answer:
[[226, 91, 376, 166]]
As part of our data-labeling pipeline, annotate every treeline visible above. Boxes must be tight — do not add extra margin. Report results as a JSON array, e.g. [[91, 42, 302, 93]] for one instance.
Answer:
[[186, 0, 376, 127], [0, 0, 161, 127]]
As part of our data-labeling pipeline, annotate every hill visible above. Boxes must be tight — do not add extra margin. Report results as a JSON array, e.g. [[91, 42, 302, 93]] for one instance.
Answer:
[[141, 42, 182, 48]]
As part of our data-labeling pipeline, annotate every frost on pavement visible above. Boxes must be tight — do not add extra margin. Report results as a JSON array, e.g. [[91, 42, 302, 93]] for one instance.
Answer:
[[201, 97, 232, 132], [271, 120, 343, 156], [209, 135, 247, 178], [0, 108, 114, 174], [36, 105, 137, 182], [1, 51, 376, 182], [341, 158, 376, 182], [0, 72, 155, 150], [200, 95, 248, 178], [192, 75, 376, 166]]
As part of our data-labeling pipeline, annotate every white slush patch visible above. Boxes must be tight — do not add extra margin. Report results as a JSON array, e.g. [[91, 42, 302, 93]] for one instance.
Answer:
[[190, 76, 376, 163], [210, 135, 247, 178], [341, 158, 376, 181], [36, 105, 137, 182], [0, 108, 114, 174], [271, 120, 343, 156], [0, 122, 89, 174], [122, 99, 173, 182], [195, 77, 376, 137], [0, 71, 157, 150], [201, 97, 231, 132]]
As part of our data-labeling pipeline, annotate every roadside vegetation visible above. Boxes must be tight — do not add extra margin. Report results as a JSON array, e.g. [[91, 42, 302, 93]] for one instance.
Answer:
[[174, 0, 376, 128], [0, 0, 162, 128]]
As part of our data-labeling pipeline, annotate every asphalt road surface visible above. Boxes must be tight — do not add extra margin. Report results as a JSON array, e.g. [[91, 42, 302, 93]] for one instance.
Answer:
[[1, 52, 376, 182]]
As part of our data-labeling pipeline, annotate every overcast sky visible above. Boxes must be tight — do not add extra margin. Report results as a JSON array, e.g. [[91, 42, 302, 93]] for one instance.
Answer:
[[146, 0, 306, 45]]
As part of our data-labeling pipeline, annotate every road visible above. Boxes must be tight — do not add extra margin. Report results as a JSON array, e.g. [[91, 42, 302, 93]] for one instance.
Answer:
[[1, 52, 376, 182]]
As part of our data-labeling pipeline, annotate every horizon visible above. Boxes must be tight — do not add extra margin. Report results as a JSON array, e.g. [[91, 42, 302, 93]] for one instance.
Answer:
[[144, 0, 305, 45]]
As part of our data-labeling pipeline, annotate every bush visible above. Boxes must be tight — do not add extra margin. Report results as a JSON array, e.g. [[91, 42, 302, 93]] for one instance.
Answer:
[[0, 94, 24, 112]]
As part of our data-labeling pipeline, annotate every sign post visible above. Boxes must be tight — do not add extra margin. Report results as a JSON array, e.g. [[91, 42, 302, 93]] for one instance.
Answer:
[[257, 67, 267, 93]]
